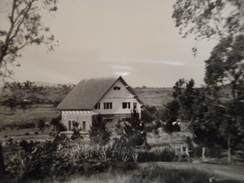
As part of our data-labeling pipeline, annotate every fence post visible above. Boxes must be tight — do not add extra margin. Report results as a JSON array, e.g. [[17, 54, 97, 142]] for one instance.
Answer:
[[0, 141, 5, 177], [202, 147, 205, 158]]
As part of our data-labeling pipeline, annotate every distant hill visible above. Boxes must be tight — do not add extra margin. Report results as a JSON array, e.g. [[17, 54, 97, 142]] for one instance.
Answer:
[[34, 81, 75, 87], [133, 87, 174, 106], [0, 80, 173, 106]]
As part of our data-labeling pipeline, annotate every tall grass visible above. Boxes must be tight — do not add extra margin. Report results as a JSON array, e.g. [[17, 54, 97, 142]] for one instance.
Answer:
[[41, 164, 213, 183]]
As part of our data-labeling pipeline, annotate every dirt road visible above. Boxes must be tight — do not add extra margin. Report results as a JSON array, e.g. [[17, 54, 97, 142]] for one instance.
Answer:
[[140, 162, 244, 182]]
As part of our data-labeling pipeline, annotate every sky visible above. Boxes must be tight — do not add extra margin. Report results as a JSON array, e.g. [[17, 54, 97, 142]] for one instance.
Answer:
[[1, 0, 217, 87]]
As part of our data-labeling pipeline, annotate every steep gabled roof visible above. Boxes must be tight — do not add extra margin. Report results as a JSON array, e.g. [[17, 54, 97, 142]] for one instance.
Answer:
[[56, 76, 143, 110], [56, 77, 117, 110]]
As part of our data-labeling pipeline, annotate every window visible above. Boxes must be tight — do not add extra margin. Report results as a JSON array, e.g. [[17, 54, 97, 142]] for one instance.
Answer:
[[113, 86, 121, 90], [104, 102, 112, 109], [68, 120, 76, 131], [95, 103, 100, 109], [82, 121, 86, 131], [133, 102, 137, 109], [104, 118, 113, 122], [122, 102, 130, 109]]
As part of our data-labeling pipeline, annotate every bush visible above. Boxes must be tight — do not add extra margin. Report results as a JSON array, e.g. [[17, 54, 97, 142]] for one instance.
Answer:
[[25, 132, 29, 136], [18, 122, 35, 129], [89, 114, 111, 145], [137, 146, 175, 162], [34, 132, 38, 135]]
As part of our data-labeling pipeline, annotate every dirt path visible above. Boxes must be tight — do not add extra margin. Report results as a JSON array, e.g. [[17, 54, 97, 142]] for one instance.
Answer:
[[140, 162, 244, 182]]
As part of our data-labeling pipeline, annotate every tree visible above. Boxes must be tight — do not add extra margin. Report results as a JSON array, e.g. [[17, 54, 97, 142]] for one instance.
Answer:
[[0, 0, 58, 78], [141, 105, 158, 123], [38, 119, 45, 138], [89, 114, 111, 145], [0, 81, 44, 113], [204, 35, 244, 160], [173, 0, 244, 163], [0, 142, 5, 178], [71, 121, 82, 140], [161, 100, 180, 144], [172, 0, 244, 55], [122, 109, 147, 146]]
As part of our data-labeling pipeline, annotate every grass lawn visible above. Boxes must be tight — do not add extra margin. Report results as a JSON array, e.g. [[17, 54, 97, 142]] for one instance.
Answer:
[[25, 164, 216, 183]]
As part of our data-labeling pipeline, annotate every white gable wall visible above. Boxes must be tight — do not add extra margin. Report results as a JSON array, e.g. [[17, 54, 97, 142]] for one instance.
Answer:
[[93, 79, 142, 116]]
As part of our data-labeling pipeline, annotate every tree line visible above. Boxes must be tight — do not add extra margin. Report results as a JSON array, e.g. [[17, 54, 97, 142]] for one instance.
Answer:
[[0, 81, 74, 114], [167, 0, 244, 163]]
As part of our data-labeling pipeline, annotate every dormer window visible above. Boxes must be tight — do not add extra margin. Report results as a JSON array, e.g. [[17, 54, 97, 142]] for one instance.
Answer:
[[113, 86, 121, 90]]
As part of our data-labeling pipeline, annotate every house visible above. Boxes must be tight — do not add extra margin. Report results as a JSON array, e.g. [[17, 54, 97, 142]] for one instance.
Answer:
[[55, 76, 144, 133]]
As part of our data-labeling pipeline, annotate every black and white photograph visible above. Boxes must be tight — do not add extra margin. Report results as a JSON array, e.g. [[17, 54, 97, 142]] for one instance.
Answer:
[[0, 0, 244, 182]]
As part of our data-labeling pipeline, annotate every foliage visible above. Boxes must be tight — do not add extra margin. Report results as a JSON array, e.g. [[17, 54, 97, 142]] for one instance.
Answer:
[[141, 105, 158, 123], [89, 114, 111, 145], [0, 81, 73, 113], [70, 121, 82, 140], [137, 146, 175, 162], [173, 0, 244, 163], [204, 35, 244, 148], [129, 165, 212, 183], [0, 81, 39, 113], [110, 137, 135, 162], [38, 119, 45, 133], [161, 100, 180, 134], [47, 164, 214, 183], [0, 0, 58, 78], [172, 0, 244, 55], [122, 109, 147, 146]]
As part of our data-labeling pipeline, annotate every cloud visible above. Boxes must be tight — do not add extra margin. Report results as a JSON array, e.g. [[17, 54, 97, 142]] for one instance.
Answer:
[[101, 58, 185, 66], [113, 72, 129, 76]]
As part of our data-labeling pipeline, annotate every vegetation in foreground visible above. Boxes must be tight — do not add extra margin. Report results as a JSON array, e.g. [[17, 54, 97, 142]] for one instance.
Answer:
[[46, 165, 214, 183]]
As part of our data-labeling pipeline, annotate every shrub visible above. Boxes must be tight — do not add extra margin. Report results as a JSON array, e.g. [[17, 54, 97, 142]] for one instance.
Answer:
[[122, 109, 146, 146], [19, 140, 39, 153], [137, 146, 175, 162], [89, 114, 111, 145], [17, 122, 35, 129], [25, 132, 29, 136], [110, 137, 134, 162], [34, 132, 38, 135]]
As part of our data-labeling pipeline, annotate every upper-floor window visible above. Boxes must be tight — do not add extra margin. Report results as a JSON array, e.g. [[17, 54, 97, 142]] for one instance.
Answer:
[[104, 102, 112, 109], [104, 118, 113, 122], [113, 86, 121, 90], [95, 103, 100, 109], [122, 102, 130, 109]]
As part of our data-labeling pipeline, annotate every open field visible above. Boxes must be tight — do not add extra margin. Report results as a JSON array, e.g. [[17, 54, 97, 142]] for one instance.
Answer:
[[0, 87, 173, 137], [134, 87, 174, 106], [0, 104, 60, 126]]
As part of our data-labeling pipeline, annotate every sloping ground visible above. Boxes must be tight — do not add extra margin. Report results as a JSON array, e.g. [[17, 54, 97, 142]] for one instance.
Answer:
[[134, 87, 173, 106], [140, 162, 244, 182], [0, 104, 60, 127]]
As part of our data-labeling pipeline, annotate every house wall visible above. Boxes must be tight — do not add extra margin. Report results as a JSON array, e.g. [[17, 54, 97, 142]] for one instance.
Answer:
[[61, 111, 92, 132], [93, 79, 142, 116], [93, 113, 132, 131]]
